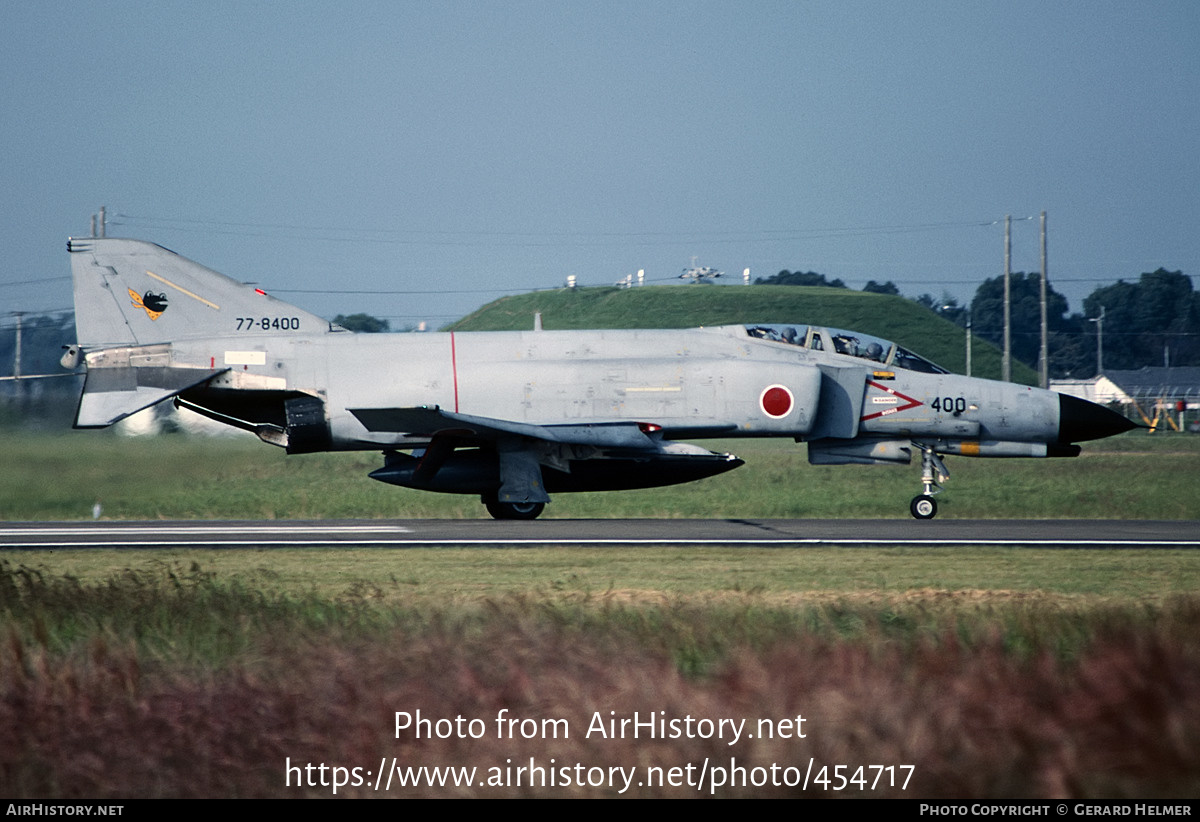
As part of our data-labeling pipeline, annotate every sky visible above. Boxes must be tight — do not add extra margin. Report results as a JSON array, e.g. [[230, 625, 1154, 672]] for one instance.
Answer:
[[3, 1, 1198, 331]]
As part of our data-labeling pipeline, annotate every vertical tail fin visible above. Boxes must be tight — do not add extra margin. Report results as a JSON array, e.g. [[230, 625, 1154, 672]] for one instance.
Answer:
[[68, 237, 332, 347]]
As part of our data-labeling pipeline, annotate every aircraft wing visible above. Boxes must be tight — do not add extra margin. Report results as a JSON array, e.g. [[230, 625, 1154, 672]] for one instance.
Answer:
[[351, 405, 742, 508], [349, 405, 660, 449]]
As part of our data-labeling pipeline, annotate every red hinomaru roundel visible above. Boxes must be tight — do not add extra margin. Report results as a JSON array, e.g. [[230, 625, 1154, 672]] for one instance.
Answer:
[[759, 384, 794, 419]]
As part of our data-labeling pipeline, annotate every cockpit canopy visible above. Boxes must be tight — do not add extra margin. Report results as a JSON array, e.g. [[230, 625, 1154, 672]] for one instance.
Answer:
[[743, 324, 949, 374]]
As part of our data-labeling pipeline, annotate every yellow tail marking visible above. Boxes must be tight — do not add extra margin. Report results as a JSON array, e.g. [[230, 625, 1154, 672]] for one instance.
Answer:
[[145, 270, 221, 310]]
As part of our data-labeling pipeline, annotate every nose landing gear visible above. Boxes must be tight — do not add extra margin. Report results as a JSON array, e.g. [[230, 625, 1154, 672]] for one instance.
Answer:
[[910, 445, 948, 519]]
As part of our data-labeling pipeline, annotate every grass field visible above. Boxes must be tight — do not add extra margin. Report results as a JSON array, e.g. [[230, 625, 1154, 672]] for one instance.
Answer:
[[5, 544, 1200, 603], [2, 429, 1198, 798], [2, 429, 1197, 521]]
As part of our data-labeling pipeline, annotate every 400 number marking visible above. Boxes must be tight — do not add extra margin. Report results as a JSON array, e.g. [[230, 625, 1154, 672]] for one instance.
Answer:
[[236, 317, 301, 331], [930, 396, 968, 414]]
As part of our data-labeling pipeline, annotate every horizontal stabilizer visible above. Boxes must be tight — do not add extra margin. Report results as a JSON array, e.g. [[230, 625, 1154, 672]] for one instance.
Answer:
[[349, 406, 659, 448], [75, 366, 226, 428]]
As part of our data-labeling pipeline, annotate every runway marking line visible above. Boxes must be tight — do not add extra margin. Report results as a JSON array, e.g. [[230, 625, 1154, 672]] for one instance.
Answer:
[[2, 538, 1196, 549], [1, 525, 409, 537]]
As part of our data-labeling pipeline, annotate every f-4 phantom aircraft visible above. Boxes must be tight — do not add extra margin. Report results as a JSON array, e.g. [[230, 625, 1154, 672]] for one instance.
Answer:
[[65, 238, 1135, 519]]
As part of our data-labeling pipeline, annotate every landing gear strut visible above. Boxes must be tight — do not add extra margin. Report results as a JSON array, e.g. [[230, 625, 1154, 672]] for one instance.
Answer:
[[910, 445, 948, 520]]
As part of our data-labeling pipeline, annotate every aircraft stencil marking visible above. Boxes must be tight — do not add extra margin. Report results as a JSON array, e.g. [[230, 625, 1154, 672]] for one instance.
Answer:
[[225, 351, 267, 366], [65, 238, 1137, 519], [860, 381, 922, 421]]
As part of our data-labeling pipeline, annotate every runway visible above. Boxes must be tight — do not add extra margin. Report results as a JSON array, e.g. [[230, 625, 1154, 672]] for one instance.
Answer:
[[1, 519, 1197, 550]]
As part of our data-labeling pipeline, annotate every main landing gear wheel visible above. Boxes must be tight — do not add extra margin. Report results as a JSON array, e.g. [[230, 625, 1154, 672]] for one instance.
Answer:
[[910, 494, 938, 520], [484, 500, 546, 520]]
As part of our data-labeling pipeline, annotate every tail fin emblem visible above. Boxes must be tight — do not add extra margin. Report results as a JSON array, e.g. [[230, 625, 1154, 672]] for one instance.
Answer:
[[129, 288, 169, 321]]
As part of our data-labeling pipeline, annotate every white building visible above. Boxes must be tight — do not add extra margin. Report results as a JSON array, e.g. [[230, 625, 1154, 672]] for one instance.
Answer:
[[1052, 367, 1200, 432]]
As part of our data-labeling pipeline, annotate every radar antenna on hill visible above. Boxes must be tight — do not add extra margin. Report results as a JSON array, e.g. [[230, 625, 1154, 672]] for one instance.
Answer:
[[680, 257, 722, 283]]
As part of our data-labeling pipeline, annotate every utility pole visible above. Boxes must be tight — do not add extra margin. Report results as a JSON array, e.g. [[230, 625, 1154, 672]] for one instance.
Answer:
[[1039, 211, 1049, 389], [13, 312, 23, 380], [1003, 215, 1011, 382], [965, 308, 972, 377], [1090, 306, 1105, 376]]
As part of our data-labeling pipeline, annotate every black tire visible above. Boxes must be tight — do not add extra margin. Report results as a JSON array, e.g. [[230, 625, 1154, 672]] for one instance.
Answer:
[[484, 500, 546, 520], [910, 494, 938, 520]]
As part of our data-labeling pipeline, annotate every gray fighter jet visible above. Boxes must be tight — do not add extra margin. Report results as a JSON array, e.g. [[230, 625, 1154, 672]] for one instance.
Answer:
[[64, 238, 1135, 519]]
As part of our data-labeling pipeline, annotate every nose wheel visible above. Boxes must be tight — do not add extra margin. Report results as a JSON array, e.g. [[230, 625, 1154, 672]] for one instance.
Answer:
[[910, 494, 937, 519], [911, 444, 948, 519]]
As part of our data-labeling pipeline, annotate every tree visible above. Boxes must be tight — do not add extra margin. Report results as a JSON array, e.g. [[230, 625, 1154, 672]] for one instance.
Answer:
[[1046, 312, 1095, 378], [1081, 269, 1199, 370], [862, 280, 901, 296], [754, 270, 846, 289], [0, 312, 76, 377], [930, 295, 968, 328], [970, 273, 1070, 370], [913, 293, 938, 311], [0, 312, 82, 428], [333, 313, 390, 333]]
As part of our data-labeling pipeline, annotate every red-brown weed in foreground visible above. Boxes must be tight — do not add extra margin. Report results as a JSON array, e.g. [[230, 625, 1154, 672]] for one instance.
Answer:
[[1, 621, 1197, 798]]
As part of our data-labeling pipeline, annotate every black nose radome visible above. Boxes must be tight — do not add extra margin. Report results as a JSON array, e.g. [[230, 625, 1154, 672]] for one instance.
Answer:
[[1058, 393, 1138, 443]]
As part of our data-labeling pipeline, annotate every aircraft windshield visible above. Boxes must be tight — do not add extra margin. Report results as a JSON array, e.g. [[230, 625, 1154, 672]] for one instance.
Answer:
[[891, 345, 949, 374], [743, 324, 949, 374], [745, 324, 807, 346]]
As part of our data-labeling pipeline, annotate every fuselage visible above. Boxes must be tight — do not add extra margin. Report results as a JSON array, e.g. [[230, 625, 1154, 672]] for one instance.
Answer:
[[172, 322, 1083, 453]]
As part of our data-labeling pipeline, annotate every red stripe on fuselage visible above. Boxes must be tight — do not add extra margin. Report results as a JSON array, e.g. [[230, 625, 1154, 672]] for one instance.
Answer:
[[450, 332, 460, 412]]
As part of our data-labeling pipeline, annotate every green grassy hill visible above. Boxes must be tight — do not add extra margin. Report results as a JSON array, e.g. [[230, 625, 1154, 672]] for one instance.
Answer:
[[450, 284, 1037, 384]]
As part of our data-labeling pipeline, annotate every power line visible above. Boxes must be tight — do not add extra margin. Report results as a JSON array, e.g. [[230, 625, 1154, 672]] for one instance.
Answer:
[[113, 213, 1007, 248], [272, 286, 540, 296], [0, 276, 70, 289]]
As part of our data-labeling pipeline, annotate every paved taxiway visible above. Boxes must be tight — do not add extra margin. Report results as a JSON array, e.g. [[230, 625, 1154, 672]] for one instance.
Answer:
[[0, 519, 1196, 550]]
